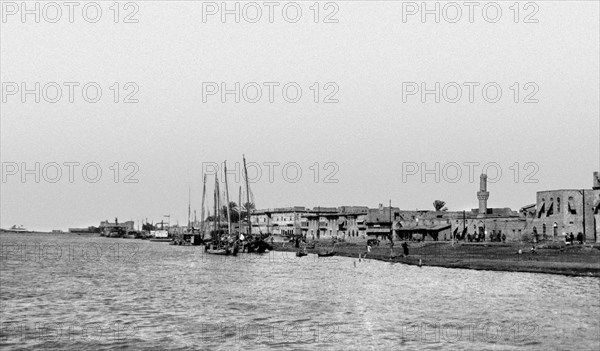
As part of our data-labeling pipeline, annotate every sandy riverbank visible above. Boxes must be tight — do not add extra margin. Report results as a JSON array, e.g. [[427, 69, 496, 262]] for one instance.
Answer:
[[272, 241, 600, 277]]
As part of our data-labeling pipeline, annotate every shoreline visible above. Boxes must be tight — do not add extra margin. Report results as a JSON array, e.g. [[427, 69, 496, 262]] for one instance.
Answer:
[[2, 232, 599, 277], [272, 241, 600, 278]]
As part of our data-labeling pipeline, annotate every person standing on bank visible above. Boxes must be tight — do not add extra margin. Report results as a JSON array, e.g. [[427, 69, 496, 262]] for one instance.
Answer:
[[402, 242, 409, 256]]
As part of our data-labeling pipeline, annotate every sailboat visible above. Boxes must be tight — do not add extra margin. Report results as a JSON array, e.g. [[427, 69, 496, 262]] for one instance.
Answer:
[[206, 174, 229, 255], [224, 161, 239, 256], [240, 154, 272, 254], [205, 165, 241, 256]]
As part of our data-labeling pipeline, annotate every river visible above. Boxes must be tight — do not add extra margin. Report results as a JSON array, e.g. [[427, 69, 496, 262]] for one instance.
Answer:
[[1, 233, 599, 350]]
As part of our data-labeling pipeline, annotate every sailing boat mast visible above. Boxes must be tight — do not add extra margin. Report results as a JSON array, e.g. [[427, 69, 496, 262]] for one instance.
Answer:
[[243, 155, 252, 238], [216, 175, 222, 246], [187, 187, 191, 230], [224, 161, 232, 237], [200, 174, 207, 239], [213, 176, 218, 244]]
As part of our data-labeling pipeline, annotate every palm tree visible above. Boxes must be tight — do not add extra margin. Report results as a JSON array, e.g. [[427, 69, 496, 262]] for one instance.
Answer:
[[222, 202, 240, 223], [242, 201, 255, 213]]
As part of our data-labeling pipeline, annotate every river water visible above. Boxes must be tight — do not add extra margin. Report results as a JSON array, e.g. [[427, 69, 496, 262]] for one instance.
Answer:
[[1, 233, 599, 350]]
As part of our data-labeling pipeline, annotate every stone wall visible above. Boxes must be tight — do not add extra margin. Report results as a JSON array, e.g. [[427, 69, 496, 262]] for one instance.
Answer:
[[531, 189, 600, 243]]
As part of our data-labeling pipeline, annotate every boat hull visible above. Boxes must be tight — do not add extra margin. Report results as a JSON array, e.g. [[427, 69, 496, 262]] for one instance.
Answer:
[[149, 238, 171, 242], [206, 249, 229, 255]]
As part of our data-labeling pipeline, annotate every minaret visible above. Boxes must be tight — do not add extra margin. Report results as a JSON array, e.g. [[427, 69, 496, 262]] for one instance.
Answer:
[[477, 174, 489, 215]]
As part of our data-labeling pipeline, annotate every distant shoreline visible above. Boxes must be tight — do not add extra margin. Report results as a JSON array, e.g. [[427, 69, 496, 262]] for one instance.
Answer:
[[272, 241, 600, 278], [2, 232, 599, 277]]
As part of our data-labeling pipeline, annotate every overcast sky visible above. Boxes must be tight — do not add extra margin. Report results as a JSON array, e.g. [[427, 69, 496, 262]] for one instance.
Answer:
[[1, 1, 599, 231]]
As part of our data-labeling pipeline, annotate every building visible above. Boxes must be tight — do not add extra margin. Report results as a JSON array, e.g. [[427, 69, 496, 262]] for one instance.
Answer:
[[302, 207, 339, 241], [395, 224, 452, 241], [392, 174, 527, 242], [364, 204, 400, 242], [99, 219, 135, 235], [302, 205, 394, 242], [244, 172, 600, 244], [251, 207, 307, 237], [530, 172, 600, 243], [337, 206, 369, 242]]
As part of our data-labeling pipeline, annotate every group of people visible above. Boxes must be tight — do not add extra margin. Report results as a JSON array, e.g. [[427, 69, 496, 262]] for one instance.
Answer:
[[364, 241, 410, 258], [489, 232, 507, 242], [565, 232, 584, 245], [464, 232, 485, 242]]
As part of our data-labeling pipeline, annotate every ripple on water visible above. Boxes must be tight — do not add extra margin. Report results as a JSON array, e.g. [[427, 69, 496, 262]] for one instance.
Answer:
[[1, 233, 599, 351]]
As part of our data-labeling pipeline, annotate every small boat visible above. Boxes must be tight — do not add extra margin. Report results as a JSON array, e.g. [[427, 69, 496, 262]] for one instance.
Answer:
[[5, 225, 30, 233], [296, 250, 307, 257], [149, 238, 172, 242], [107, 229, 124, 238], [207, 248, 229, 255], [317, 251, 336, 257]]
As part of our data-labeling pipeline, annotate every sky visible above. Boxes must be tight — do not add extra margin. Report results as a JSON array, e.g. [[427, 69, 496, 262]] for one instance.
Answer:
[[1, 0, 599, 231]]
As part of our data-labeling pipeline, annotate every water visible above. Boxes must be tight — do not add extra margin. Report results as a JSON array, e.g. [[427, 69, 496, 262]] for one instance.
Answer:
[[1, 233, 599, 350]]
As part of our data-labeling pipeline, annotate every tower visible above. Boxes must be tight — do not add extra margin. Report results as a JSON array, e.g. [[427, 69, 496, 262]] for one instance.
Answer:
[[477, 174, 489, 215]]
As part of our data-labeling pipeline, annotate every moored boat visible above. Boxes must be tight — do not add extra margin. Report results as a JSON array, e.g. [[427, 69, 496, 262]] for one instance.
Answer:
[[150, 238, 172, 242], [2, 225, 31, 233], [206, 247, 229, 255]]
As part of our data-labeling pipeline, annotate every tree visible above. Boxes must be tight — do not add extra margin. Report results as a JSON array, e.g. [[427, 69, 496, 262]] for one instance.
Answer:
[[239, 202, 255, 220], [433, 200, 446, 211], [222, 202, 240, 223]]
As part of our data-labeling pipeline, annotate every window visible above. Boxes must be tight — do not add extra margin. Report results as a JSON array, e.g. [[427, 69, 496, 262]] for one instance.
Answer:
[[545, 198, 554, 216], [568, 197, 577, 214], [538, 199, 546, 218], [557, 197, 561, 213]]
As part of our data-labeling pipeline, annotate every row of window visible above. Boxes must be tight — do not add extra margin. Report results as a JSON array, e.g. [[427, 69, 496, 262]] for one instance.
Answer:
[[540, 196, 577, 214]]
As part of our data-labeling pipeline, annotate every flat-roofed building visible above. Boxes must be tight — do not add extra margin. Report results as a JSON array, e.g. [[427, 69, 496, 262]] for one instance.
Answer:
[[530, 172, 600, 243], [251, 207, 307, 237]]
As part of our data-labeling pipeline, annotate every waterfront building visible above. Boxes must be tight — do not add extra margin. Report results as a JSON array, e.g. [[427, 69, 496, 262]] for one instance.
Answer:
[[530, 172, 600, 243], [364, 205, 400, 242], [299, 206, 371, 242], [251, 207, 307, 238], [393, 174, 526, 242], [99, 220, 135, 235], [247, 172, 600, 244], [337, 206, 369, 242], [302, 207, 338, 241]]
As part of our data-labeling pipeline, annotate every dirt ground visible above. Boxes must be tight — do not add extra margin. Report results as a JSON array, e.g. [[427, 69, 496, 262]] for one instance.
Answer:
[[273, 241, 600, 277]]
